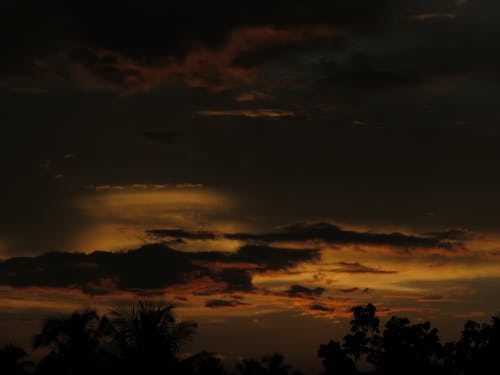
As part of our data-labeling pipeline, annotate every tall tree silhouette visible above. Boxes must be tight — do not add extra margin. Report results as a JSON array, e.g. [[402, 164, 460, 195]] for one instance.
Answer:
[[375, 317, 442, 375], [0, 344, 33, 375], [318, 340, 356, 375], [319, 303, 380, 374], [108, 300, 197, 374], [319, 304, 445, 375], [453, 313, 500, 375], [33, 308, 106, 375], [343, 303, 380, 365]]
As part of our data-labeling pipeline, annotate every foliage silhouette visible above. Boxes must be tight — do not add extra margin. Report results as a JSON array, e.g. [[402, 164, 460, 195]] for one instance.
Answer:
[[375, 317, 443, 375], [107, 300, 197, 374], [0, 343, 33, 375], [236, 353, 304, 375], [32, 308, 108, 375], [452, 314, 500, 375], [343, 303, 380, 364], [179, 351, 228, 375], [318, 340, 356, 375], [318, 304, 500, 375], [2, 301, 500, 375]]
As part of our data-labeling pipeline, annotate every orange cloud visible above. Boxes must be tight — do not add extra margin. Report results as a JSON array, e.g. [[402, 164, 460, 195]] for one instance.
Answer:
[[405, 13, 456, 21], [197, 109, 296, 118], [75, 186, 236, 252], [235, 91, 272, 102]]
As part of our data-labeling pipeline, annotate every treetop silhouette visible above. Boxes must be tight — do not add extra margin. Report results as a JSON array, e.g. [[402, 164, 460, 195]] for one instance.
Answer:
[[2, 301, 500, 375]]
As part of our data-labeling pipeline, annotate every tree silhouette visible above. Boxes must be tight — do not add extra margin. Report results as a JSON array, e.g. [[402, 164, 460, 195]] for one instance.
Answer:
[[453, 314, 500, 375], [179, 351, 227, 375], [318, 340, 356, 375], [318, 303, 381, 374], [236, 353, 303, 375], [0, 344, 33, 375], [33, 308, 107, 375], [2, 301, 500, 375], [261, 354, 294, 375], [375, 317, 442, 375], [343, 303, 380, 365], [108, 300, 197, 374], [319, 304, 446, 375], [236, 358, 266, 375]]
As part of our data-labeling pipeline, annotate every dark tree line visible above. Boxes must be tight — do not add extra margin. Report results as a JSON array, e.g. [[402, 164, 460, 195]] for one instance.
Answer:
[[318, 304, 500, 375], [1, 302, 500, 375]]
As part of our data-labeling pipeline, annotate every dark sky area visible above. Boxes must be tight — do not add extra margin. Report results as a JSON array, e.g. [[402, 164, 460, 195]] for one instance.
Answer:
[[1, 0, 500, 372]]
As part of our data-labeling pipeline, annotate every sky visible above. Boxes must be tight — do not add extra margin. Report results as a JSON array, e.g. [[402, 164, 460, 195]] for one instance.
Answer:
[[1, 0, 500, 372]]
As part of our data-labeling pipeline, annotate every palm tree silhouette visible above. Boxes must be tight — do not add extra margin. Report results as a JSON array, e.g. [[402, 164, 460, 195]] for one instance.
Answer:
[[108, 300, 197, 374], [33, 308, 105, 374]]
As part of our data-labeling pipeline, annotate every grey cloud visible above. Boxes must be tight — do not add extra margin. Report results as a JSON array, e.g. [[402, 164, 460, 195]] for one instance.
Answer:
[[205, 299, 248, 308], [282, 284, 325, 298], [332, 262, 397, 274], [0, 243, 319, 295], [0, 0, 401, 91], [150, 222, 463, 251], [309, 303, 336, 312]]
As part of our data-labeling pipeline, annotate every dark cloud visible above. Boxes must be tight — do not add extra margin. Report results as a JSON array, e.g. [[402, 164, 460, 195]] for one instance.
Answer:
[[0, 243, 319, 295], [3, 0, 497, 95], [163, 238, 187, 246], [205, 299, 248, 308], [0, 0, 401, 91], [238, 245, 319, 270], [337, 287, 372, 294], [319, 53, 421, 90], [422, 229, 476, 241], [282, 284, 325, 298], [228, 222, 464, 250], [0, 244, 202, 292], [213, 268, 254, 292], [196, 245, 320, 271], [332, 262, 397, 274], [309, 303, 335, 312], [311, 0, 500, 93], [151, 222, 463, 251]]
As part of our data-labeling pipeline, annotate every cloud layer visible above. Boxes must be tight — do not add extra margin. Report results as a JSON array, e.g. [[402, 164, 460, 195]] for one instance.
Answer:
[[148, 222, 465, 251], [0, 243, 320, 295]]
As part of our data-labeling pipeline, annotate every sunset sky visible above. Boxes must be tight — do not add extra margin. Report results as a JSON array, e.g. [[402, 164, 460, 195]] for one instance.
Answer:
[[1, 0, 500, 372]]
